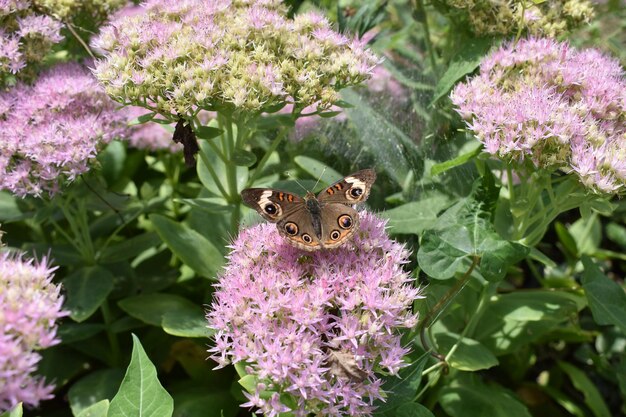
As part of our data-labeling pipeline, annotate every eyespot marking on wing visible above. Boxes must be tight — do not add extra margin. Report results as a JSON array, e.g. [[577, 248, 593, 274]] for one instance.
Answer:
[[259, 190, 282, 217]]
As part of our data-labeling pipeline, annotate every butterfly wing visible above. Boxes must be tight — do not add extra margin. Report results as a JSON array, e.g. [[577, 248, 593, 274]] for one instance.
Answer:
[[317, 169, 376, 204], [240, 188, 304, 222]]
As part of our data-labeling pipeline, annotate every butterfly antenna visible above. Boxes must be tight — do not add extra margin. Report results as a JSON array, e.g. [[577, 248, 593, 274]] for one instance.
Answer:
[[312, 167, 327, 192], [286, 171, 310, 193]]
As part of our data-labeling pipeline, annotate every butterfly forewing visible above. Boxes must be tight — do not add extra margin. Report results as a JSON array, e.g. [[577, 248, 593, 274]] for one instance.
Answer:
[[317, 169, 376, 204]]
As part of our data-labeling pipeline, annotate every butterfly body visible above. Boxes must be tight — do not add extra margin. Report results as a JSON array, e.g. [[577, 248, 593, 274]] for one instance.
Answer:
[[241, 169, 376, 251]]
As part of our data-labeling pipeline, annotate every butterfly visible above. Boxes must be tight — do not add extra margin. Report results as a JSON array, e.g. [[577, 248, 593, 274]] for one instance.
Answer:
[[241, 169, 376, 251]]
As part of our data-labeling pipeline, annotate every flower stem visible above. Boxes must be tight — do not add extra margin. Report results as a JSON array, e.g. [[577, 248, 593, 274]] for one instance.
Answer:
[[418, 256, 479, 361], [198, 149, 230, 200], [413, 0, 439, 75], [247, 128, 288, 186], [100, 299, 121, 367]]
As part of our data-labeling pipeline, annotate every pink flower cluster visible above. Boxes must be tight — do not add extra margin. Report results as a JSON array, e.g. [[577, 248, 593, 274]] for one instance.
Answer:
[[208, 212, 421, 416], [0, 251, 67, 412], [0, 1, 63, 78], [451, 38, 626, 194], [0, 62, 129, 197]]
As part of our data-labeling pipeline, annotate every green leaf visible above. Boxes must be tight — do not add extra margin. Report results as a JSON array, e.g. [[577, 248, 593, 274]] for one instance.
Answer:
[[128, 112, 156, 126], [0, 403, 22, 417], [430, 143, 482, 176], [197, 141, 248, 196], [58, 323, 104, 344], [555, 222, 578, 257], [194, 126, 223, 140], [439, 374, 532, 417], [118, 293, 201, 328], [474, 291, 584, 355], [381, 197, 451, 236], [333, 99, 354, 108], [606, 222, 626, 249], [172, 389, 238, 417], [63, 266, 115, 322], [162, 308, 213, 338], [417, 228, 471, 280], [0, 191, 22, 221], [432, 37, 495, 103], [77, 400, 110, 417], [99, 232, 162, 263], [293, 156, 343, 186], [417, 200, 528, 281], [318, 110, 343, 118], [69, 369, 123, 416], [150, 214, 223, 278], [175, 198, 233, 214], [108, 335, 174, 417], [581, 256, 626, 334], [558, 361, 611, 417], [435, 332, 498, 371], [376, 353, 428, 413], [232, 149, 257, 167], [396, 403, 435, 417], [478, 236, 528, 282], [569, 216, 601, 255]]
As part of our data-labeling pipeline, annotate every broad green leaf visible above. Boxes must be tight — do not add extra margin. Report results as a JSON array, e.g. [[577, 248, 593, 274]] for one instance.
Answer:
[[293, 156, 343, 185], [478, 235, 528, 282], [69, 369, 123, 416], [194, 126, 223, 140], [375, 353, 428, 413], [418, 200, 528, 281], [539, 385, 586, 417], [39, 346, 88, 388], [232, 149, 257, 167], [569, 216, 601, 255], [381, 197, 450, 236], [0, 191, 22, 221], [474, 291, 583, 355], [558, 361, 611, 417], [605, 222, 626, 249], [58, 323, 104, 344], [197, 140, 248, 196], [99, 232, 162, 263], [430, 143, 482, 176], [118, 293, 200, 327], [432, 37, 495, 103], [439, 373, 532, 417], [417, 228, 471, 279], [581, 256, 626, 334], [175, 197, 233, 214], [396, 403, 435, 417], [435, 332, 498, 371], [63, 266, 115, 322], [77, 400, 109, 417], [0, 403, 22, 417], [555, 222, 578, 257], [100, 141, 126, 186], [108, 335, 173, 417], [149, 214, 223, 279], [162, 308, 213, 338], [172, 390, 238, 417]]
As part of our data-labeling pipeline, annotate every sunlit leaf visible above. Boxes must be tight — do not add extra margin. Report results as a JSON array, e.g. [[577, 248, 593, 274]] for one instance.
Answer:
[[108, 335, 174, 417]]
